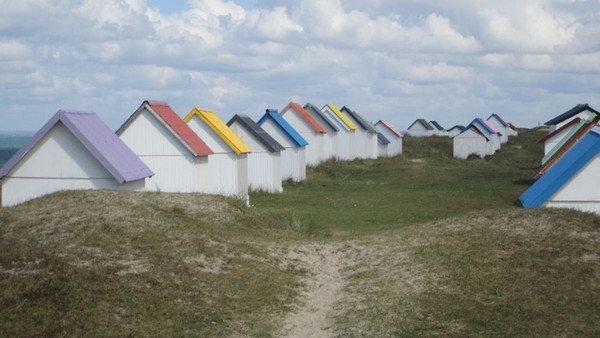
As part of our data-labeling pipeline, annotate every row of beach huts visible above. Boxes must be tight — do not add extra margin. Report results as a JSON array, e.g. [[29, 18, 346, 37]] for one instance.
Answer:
[[406, 114, 519, 158], [520, 103, 600, 215], [0, 100, 404, 207]]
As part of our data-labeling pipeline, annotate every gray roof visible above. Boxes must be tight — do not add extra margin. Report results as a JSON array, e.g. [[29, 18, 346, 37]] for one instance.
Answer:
[[227, 114, 285, 152]]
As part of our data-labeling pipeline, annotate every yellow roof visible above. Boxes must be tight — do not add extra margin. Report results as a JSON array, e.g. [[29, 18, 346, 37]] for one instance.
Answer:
[[328, 104, 357, 130], [184, 108, 251, 154]]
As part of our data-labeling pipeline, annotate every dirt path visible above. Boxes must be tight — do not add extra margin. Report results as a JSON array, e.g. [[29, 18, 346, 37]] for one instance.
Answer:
[[280, 243, 351, 337]]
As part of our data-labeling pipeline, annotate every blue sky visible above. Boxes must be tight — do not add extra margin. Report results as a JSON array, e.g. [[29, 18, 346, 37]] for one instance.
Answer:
[[0, 0, 599, 132]]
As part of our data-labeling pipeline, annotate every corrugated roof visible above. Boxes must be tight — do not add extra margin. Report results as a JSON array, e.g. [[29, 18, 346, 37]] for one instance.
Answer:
[[520, 128, 600, 208], [408, 119, 434, 131], [304, 103, 339, 132], [257, 109, 309, 147], [227, 114, 285, 153], [184, 108, 251, 154], [377, 132, 391, 145], [282, 102, 326, 134], [429, 121, 444, 131], [117, 101, 213, 157], [544, 103, 600, 126], [0, 110, 154, 183], [376, 120, 404, 137], [326, 104, 357, 130], [538, 117, 581, 144], [535, 115, 599, 177]]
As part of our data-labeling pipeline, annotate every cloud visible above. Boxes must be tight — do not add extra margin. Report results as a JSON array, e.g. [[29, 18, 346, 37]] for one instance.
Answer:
[[0, 0, 598, 132]]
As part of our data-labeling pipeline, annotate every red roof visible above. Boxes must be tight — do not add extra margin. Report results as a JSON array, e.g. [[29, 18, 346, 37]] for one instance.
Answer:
[[144, 101, 213, 156], [538, 117, 581, 144], [508, 123, 519, 131], [378, 120, 404, 137], [282, 102, 327, 134]]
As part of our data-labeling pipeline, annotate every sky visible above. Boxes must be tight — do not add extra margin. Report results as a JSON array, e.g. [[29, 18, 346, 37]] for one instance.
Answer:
[[1, 0, 599, 133]]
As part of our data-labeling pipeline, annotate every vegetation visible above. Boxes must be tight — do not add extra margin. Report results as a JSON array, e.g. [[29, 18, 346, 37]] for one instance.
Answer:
[[1, 127, 599, 336]]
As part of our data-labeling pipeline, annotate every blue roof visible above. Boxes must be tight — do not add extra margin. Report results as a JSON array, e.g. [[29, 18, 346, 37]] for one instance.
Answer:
[[304, 102, 339, 132], [520, 128, 600, 208], [377, 132, 391, 145], [0, 110, 154, 183], [465, 118, 494, 134], [257, 109, 309, 147]]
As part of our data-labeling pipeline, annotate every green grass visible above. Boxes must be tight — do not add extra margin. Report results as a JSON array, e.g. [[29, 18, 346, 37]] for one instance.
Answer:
[[1, 127, 599, 336], [250, 130, 547, 234]]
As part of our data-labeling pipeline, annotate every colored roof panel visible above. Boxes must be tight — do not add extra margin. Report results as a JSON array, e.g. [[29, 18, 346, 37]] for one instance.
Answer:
[[408, 119, 434, 131], [520, 128, 600, 208], [448, 125, 466, 132], [377, 132, 391, 145], [538, 117, 581, 144], [429, 121, 444, 131], [535, 115, 599, 177], [184, 108, 251, 154], [0, 110, 154, 183], [465, 118, 494, 134], [326, 104, 357, 130], [257, 109, 309, 147], [487, 113, 509, 127], [341, 106, 379, 133], [304, 103, 339, 132], [282, 102, 326, 134], [227, 114, 285, 153], [508, 123, 518, 131], [481, 118, 502, 135], [376, 120, 404, 138], [544, 103, 600, 126], [117, 101, 213, 157]]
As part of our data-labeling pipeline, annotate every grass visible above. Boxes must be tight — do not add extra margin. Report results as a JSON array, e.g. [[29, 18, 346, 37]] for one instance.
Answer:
[[1, 127, 599, 336]]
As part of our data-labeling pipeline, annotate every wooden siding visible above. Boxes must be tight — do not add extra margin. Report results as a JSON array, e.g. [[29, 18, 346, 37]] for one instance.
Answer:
[[260, 117, 306, 181], [281, 108, 324, 166], [453, 128, 489, 159]]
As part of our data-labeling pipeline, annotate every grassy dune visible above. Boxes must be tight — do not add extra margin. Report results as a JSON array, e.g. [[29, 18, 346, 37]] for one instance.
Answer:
[[1, 128, 599, 336]]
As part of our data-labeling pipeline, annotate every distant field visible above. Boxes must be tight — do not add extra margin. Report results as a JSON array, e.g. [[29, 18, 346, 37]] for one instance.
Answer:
[[0, 136, 29, 166]]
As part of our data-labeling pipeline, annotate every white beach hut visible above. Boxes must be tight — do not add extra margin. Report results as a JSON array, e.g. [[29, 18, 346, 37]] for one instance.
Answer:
[[407, 119, 435, 137], [281, 102, 327, 166], [0, 110, 154, 207], [258, 109, 308, 182], [341, 106, 379, 159], [453, 125, 491, 159], [321, 104, 358, 160], [487, 114, 510, 143], [183, 108, 251, 202], [374, 120, 403, 157], [303, 102, 339, 161], [227, 114, 285, 193], [545, 104, 600, 133], [116, 100, 213, 193]]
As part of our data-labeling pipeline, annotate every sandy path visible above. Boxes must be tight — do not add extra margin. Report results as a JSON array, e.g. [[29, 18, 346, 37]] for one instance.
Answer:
[[280, 243, 350, 337]]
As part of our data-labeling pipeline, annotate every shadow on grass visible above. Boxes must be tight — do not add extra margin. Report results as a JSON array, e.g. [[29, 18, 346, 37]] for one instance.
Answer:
[[513, 178, 536, 186]]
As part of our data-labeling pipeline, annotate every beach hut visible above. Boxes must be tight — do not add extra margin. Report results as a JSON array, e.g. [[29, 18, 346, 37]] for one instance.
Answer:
[[465, 118, 502, 153], [429, 121, 446, 136], [374, 120, 403, 157], [487, 114, 510, 143], [183, 108, 251, 202], [116, 100, 213, 193], [304, 103, 339, 161], [538, 118, 582, 156], [280, 102, 327, 166], [507, 123, 519, 136], [321, 104, 358, 160], [341, 106, 379, 159], [520, 127, 600, 214], [258, 109, 308, 182], [544, 103, 600, 133], [453, 125, 490, 159], [407, 119, 434, 137], [377, 132, 391, 157], [535, 114, 599, 178], [227, 114, 285, 193], [446, 125, 465, 138], [0, 110, 154, 207]]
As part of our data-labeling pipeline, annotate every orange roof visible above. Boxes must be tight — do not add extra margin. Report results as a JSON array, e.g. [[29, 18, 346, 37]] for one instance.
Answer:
[[282, 102, 327, 134]]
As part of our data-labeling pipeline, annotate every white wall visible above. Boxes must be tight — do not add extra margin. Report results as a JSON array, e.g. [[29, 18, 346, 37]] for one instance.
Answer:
[[260, 118, 306, 181], [2, 122, 145, 207], [281, 109, 324, 166], [453, 129, 489, 159]]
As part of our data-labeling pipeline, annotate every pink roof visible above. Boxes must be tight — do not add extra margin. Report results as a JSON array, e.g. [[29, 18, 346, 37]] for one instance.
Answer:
[[377, 120, 404, 137], [117, 100, 213, 157], [282, 102, 327, 134], [482, 118, 502, 135]]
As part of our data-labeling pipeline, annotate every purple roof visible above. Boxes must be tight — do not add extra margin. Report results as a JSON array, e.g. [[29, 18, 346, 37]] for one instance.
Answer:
[[0, 110, 154, 183]]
